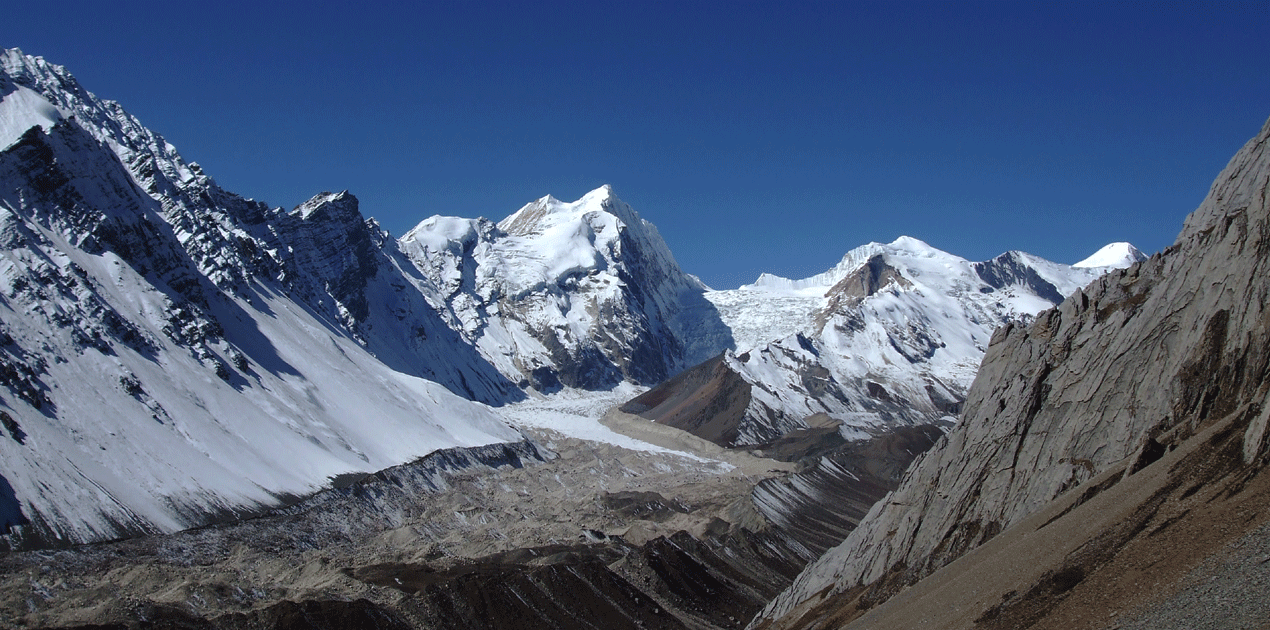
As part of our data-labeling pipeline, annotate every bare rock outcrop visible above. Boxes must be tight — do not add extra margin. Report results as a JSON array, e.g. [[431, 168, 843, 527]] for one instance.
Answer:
[[752, 115, 1270, 628]]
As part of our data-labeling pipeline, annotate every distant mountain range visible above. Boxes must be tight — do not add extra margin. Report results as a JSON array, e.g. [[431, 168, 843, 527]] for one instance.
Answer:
[[625, 238, 1142, 449]]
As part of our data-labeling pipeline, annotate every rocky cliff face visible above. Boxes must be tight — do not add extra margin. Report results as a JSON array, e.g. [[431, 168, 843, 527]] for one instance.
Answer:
[[752, 116, 1270, 629]]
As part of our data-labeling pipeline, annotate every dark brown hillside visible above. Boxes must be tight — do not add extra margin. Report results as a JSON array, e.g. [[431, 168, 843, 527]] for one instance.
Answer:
[[621, 353, 754, 446]]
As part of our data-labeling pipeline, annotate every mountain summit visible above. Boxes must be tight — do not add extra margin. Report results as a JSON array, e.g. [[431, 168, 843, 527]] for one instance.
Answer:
[[401, 184, 733, 390], [1072, 241, 1146, 268], [0, 49, 530, 546]]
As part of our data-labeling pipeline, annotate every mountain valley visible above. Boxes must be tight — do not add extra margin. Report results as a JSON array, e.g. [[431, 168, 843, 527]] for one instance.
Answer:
[[1, 47, 1266, 630]]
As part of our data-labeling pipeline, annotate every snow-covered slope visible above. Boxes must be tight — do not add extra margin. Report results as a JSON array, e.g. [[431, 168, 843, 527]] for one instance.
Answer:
[[628, 237, 1135, 447], [0, 48, 520, 405], [1072, 241, 1146, 268], [0, 50, 531, 547], [399, 185, 733, 391], [0, 48, 742, 548]]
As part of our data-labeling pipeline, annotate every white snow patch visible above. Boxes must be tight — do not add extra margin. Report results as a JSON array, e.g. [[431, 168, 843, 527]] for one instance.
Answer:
[[0, 84, 64, 149], [496, 384, 716, 463], [1073, 242, 1146, 269]]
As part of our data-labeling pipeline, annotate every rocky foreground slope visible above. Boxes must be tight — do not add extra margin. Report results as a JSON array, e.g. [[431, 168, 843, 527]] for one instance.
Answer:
[[752, 116, 1270, 629]]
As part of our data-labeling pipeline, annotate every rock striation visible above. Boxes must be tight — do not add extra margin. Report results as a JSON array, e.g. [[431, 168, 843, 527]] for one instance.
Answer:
[[752, 115, 1270, 629]]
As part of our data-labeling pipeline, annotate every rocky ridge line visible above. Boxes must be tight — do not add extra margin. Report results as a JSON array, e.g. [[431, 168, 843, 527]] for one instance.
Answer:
[[751, 114, 1270, 628]]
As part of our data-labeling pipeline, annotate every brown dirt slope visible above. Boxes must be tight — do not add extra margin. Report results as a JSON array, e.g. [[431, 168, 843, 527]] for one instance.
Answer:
[[787, 393, 1270, 629], [621, 353, 754, 446]]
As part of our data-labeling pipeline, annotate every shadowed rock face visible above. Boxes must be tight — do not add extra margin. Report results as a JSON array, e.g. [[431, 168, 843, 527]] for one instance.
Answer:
[[753, 116, 1270, 629], [972, 251, 1064, 305]]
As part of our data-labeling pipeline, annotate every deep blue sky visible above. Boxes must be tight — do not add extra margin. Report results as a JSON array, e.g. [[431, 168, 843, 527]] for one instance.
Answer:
[[5, 2, 1269, 288]]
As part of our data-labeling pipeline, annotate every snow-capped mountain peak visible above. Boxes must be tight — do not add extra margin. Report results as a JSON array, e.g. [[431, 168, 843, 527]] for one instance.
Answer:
[[498, 184, 628, 236], [683, 238, 1133, 448], [398, 184, 731, 391], [1073, 241, 1147, 268], [293, 190, 357, 220], [747, 236, 949, 295], [885, 234, 941, 256], [1, 48, 202, 188]]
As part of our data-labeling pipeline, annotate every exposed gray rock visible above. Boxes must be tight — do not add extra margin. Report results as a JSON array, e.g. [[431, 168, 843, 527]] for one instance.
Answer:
[[752, 115, 1270, 629]]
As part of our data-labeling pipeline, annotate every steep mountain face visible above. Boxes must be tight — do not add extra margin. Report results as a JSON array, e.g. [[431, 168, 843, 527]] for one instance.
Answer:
[[752, 117, 1270, 629], [1, 49, 521, 405], [0, 50, 540, 547], [626, 237, 1132, 448], [399, 186, 733, 391]]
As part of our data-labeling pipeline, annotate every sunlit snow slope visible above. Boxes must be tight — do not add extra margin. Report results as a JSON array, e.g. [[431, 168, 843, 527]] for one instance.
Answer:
[[1073, 241, 1147, 268], [0, 49, 525, 547]]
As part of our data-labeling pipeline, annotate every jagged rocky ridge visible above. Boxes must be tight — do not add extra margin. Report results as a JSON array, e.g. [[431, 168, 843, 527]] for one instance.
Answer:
[[752, 116, 1270, 629], [0, 50, 537, 547], [627, 238, 1140, 449], [2, 48, 524, 404], [0, 116, 523, 546]]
